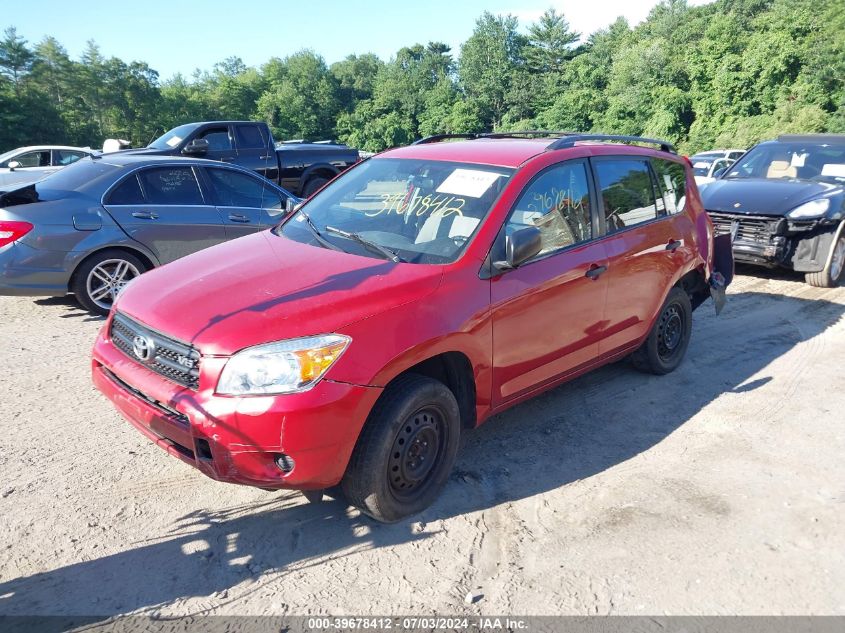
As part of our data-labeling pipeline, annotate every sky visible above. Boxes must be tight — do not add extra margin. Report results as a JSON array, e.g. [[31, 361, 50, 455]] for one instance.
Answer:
[[5, 0, 715, 80]]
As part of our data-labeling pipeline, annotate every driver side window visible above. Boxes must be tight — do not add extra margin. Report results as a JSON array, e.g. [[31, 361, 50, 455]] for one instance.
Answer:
[[197, 127, 232, 151], [503, 161, 593, 258]]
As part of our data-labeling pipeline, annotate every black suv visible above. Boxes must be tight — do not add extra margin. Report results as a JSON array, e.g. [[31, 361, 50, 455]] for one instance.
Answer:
[[701, 134, 845, 287]]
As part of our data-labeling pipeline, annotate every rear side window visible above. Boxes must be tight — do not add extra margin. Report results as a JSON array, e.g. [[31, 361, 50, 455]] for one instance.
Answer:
[[54, 150, 87, 166], [138, 167, 204, 205], [505, 160, 593, 257], [594, 159, 659, 232], [236, 125, 266, 150], [207, 168, 284, 209], [106, 174, 145, 205], [651, 159, 687, 214]]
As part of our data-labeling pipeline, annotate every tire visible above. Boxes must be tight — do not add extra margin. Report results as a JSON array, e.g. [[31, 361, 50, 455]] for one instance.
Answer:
[[302, 176, 329, 198], [71, 249, 147, 316], [632, 287, 693, 375], [342, 374, 461, 523], [805, 232, 845, 288]]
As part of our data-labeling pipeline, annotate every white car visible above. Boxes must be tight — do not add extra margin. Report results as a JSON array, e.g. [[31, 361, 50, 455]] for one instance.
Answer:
[[0, 145, 93, 188], [691, 148, 745, 187]]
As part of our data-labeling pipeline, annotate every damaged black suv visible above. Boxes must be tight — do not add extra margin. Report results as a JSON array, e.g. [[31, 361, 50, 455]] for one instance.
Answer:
[[701, 134, 845, 287]]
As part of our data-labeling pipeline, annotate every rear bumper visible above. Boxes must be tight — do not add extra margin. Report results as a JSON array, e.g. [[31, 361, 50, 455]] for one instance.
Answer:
[[92, 328, 382, 490], [0, 242, 72, 296]]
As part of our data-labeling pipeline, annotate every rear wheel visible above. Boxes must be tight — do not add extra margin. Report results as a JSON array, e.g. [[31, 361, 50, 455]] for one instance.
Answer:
[[632, 287, 693, 375], [72, 249, 147, 316], [302, 176, 329, 198], [805, 232, 845, 288], [342, 374, 461, 523]]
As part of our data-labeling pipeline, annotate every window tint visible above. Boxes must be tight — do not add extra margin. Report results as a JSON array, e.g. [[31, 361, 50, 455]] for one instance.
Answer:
[[14, 151, 51, 168], [652, 159, 687, 214], [106, 174, 145, 205], [138, 167, 204, 205], [198, 127, 232, 151], [207, 168, 284, 210], [54, 150, 86, 166], [504, 161, 593, 257], [594, 159, 659, 232], [236, 125, 266, 150]]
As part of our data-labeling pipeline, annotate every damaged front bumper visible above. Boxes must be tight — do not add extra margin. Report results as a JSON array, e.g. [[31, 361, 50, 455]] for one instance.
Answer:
[[708, 212, 837, 273]]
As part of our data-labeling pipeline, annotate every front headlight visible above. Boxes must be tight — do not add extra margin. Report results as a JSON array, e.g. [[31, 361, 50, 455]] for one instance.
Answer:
[[217, 334, 350, 395], [787, 198, 830, 219]]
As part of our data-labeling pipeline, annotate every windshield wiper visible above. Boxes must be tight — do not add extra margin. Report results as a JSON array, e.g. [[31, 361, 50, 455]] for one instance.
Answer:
[[298, 211, 345, 253], [324, 225, 405, 262]]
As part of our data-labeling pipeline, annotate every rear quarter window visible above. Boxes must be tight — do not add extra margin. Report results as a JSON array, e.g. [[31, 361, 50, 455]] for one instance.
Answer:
[[651, 159, 687, 214]]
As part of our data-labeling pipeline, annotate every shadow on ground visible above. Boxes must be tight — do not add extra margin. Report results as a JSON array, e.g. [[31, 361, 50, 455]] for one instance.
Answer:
[[2, 290, 843, 618]]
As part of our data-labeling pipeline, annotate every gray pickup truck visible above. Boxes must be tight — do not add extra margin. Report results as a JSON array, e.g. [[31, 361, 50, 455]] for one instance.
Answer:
[[121, 121, 359, 197]]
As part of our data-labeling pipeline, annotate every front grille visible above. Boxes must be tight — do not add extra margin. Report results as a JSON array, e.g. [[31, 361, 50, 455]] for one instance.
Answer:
[[110, 312, 200, 389], [708, 212, 784, 245]]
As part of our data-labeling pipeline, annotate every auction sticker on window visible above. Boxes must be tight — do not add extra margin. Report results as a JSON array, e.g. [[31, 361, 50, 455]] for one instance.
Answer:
[[437, 169, 504, 198]]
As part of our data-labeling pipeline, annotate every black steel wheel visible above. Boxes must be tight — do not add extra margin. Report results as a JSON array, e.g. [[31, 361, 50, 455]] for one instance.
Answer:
[[342, 374, 461, 523], [632, 286, 693, 375]]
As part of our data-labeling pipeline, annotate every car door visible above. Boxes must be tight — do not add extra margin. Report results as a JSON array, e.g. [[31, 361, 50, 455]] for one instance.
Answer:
[[0, 149, 56, 185], [491, 159, 609, 405], [234, 123, 278, 181], [592, 156, 693, 355], [202, 166, 289, 239], [103, 166, 228, 264]]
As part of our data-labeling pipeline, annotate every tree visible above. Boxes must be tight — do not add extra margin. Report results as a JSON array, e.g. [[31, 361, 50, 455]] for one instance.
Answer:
[[0, 27, 34, 87], [525, 8, 580, 75], [458, 12, 528, 129]]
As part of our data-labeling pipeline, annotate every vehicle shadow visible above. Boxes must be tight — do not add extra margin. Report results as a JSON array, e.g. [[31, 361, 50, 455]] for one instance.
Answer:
[[32, 296, 104, 322], [1, 290, 843, 619]]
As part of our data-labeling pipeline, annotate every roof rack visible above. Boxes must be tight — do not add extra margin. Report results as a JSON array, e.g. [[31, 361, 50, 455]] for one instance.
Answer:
[[412, 134, 481, 145], [547, 134, 676, 154]]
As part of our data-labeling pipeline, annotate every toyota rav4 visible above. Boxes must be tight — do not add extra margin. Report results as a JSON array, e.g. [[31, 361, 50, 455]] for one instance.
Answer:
[[92, 132, 732, 522]]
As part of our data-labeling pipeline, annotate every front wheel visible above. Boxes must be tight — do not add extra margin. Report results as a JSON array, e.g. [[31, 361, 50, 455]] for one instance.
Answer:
[[302, 176, 329, 198], [632, 287, 693, 375], [342, 374, 461, 523], [805, 232, 845, 288], [72, 249, 147, 316]]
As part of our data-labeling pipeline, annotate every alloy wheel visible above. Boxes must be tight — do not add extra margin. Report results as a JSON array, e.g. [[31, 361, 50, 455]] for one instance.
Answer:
[[85, 258, 141, 311]]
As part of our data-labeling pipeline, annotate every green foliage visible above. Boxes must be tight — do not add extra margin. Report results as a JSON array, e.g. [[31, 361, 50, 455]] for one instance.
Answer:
[[1, 0, 843, 153]]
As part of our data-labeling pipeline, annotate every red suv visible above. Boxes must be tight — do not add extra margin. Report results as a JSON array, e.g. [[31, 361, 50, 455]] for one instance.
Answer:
[[92, 132, 731, 522]]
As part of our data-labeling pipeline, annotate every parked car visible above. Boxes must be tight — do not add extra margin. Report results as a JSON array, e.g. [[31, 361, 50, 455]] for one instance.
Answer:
[[701, 134, 845, 287], [0, 145, 93, 187], [693, 156, 735, 187], [114, 121, 359, 197], [91, 132, 732, 523], [0, 154, 299, 315]]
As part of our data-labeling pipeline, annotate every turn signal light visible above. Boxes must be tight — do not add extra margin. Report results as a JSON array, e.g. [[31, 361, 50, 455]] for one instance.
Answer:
[[0, 221, 34, 248]]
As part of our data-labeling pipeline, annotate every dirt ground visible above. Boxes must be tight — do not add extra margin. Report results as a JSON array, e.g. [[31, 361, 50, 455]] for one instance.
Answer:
[[0, 267, 843, 618]]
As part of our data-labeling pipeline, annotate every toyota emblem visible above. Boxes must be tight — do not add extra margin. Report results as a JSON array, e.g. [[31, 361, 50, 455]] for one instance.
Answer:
[[132, 335, 155, 362]]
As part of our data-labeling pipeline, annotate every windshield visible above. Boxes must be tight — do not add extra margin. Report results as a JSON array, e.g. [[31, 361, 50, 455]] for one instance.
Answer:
[[147, 124, 195, 150], [276, 158, 514, 264], [724, 141, 845, 183]]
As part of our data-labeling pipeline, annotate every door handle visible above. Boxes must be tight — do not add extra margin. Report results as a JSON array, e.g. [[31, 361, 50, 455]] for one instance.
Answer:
[[228, 214, 251, 223], [131, 211, 158, 220], [666, 239, 682, 252], [220, 157, 234, 162], [259, 155, 273, 160], [585, 264, 607, 279]]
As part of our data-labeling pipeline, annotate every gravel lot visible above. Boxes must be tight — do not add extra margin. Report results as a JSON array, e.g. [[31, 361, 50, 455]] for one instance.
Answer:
[[1, 268, 843, 618]]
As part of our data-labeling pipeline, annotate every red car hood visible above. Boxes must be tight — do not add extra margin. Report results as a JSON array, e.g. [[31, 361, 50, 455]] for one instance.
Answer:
[[115, 231, 443, 356]]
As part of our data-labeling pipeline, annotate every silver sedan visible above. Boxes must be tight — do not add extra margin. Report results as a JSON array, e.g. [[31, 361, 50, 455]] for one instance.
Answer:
[[0, 154, 298, 315]]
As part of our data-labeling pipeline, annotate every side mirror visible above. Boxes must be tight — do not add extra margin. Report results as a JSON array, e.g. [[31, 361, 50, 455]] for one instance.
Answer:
[[182, 138, 209, 156], [494, 226, 542, 272], [285, 197, 303, 215], [7, 161, 21, 171]]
